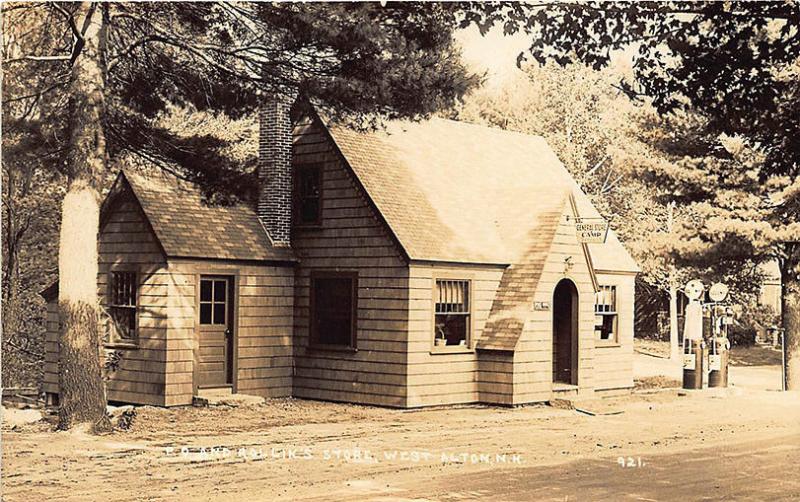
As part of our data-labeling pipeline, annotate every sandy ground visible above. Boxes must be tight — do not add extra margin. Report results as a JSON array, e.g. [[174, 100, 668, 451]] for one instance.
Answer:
[[635, 338, 784, 367], [2, 358, 798, 501], [374, 434, 800, 501]]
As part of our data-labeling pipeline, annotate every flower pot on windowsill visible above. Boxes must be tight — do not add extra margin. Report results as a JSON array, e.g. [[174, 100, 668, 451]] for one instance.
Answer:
[[434, 338, 446, 347]]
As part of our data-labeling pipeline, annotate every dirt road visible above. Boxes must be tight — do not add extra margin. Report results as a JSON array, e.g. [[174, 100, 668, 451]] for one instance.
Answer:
[[2, 377, 798, 501], [359, 434, 800, 501]]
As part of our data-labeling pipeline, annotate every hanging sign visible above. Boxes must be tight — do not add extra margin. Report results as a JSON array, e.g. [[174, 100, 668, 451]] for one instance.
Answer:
[[573, 217, 610, 244]]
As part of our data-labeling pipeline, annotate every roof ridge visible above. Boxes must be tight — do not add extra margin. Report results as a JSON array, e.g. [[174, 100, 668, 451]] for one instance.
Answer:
[[390, 116, 550, 144]]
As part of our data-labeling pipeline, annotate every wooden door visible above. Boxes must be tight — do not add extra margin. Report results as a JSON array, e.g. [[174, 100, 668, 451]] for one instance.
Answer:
[[197, 276, 233, 388], [553, 279, 578, 385]]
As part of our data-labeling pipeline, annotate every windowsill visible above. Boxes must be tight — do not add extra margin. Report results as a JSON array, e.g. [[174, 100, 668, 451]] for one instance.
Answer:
[[595, 341, 621, 348], [306, 344, 358, 354], [552, 382, 579, 391], [430, 344, 473, 355], [104, 343, 139, 350]]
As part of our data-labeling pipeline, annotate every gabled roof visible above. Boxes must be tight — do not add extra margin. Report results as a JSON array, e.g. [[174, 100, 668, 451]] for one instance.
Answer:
[[477, 197, 568, 351], [326, 117, 639, 273], [107, 171, 295, 263]]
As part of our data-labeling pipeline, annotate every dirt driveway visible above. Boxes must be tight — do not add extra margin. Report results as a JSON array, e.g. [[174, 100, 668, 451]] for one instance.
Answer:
[[3, 373, 798, 502]]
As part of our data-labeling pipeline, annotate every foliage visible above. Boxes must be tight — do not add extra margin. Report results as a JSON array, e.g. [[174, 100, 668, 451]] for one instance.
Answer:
[[458, 63, 764, 299], [2, 2, 485, 200], [1, 2, 494, 401], [491, 1, 799, 384], [1, 130, 65, 388], [729, 302, 780, 347], [493, 0, 799, 276]]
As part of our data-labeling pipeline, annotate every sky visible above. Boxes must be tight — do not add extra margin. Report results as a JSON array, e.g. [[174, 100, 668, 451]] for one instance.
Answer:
[[456, 25, 637, 90], [455, 25, 531, 88]]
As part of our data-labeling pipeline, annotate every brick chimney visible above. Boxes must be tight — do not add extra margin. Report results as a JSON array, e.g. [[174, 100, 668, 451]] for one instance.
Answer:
[[258, 95, 293, 247]]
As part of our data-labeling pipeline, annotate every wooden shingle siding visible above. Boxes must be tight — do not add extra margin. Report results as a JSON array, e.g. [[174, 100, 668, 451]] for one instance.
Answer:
[[514, 206, 598, 402], [476, 352, 515, 405], [292, 116, 410, 407], [42, 301, 60, 395], [92, 196, 169, 405], [44, 192, 295, 407], [592, 272, 635, 391], [163, 259, 294, 406], [407, 263, 504, 407]]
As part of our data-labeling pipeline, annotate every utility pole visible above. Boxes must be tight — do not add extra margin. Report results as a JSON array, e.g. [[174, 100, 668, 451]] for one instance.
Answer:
[[667, 201, 680, 361]]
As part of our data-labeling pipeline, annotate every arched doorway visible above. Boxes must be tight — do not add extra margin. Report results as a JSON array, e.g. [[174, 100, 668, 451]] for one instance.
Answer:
[[553, 279, 578, 385]]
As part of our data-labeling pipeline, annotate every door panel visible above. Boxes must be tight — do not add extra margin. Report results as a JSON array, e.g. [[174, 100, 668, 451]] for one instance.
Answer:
[[553, 279, 578, 385], [197, 276, 233, 388]]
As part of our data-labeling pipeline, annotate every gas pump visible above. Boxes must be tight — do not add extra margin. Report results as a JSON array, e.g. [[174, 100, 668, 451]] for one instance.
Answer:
[[707, 283, 731, 388], [682, 280, 705, 390]]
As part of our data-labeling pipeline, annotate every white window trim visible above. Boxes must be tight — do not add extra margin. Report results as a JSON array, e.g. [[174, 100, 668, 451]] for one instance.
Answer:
[[431, 275, 474, 354]]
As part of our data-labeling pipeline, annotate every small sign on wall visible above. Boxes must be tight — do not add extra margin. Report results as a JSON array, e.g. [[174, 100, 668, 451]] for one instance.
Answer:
[[533, 301, 551, 311], [573, 217, 609, 244]]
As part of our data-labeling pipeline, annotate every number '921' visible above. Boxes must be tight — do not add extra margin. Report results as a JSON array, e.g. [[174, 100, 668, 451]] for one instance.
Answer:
[[617, 456, 645, 467]]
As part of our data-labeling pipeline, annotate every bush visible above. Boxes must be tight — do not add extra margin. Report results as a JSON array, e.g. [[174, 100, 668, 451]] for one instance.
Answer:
[[727, 303, 779, 347], [727, 324, 757, 346], [1, 294, 47, 388]]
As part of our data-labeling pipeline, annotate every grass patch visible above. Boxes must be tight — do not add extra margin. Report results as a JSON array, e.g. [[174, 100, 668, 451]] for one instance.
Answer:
[[728, 346, 782, 366], [634, 376, 681, 390], [634, 338, 670, 358]]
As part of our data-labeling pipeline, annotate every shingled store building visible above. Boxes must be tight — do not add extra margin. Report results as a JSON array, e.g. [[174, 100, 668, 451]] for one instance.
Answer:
[[43, 99, 639, 408]]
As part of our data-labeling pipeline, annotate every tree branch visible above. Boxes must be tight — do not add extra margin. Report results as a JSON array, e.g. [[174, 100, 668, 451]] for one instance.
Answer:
[[50, 3, 81, 43], [107, 36, 159, 72], [585, 154, 609, 177], [5, 54, 71, 64], [3, 78, 70, 104]]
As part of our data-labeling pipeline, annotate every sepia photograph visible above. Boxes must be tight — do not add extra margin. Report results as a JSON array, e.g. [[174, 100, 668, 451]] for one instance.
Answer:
[[1, 1, 798, 500]]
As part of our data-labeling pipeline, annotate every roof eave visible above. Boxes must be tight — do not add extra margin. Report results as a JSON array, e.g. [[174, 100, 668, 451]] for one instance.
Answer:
[[109, 171, 170, 260], [408, 257, 510, 268], [164, 254, 298, 265]]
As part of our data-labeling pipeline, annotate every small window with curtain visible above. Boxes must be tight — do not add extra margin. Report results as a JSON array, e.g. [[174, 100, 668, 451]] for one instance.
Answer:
[[434, 279, 471, 348], [295, 164, 322, 225], [106, 271, 138, 346], [595, 285, 617, 343]]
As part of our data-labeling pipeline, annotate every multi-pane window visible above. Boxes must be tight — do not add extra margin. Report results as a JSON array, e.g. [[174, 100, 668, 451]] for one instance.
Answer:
[[107, 271, 138, 345], [434, 279, 470, 347], [594, 285, 617, 342], [310, 274, 357, 348], [295, 164, 322, 225], [200, 278, 228, 325]]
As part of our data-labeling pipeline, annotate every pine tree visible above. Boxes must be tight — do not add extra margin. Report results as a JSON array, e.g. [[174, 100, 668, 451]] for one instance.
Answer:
[[2, 2, 488, 430]]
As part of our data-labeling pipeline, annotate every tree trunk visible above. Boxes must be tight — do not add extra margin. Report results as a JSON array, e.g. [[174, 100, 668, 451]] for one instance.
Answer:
[[57, 2, 110, 432], [3, 168, 18, 305], [781, 263, 800, 391]]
